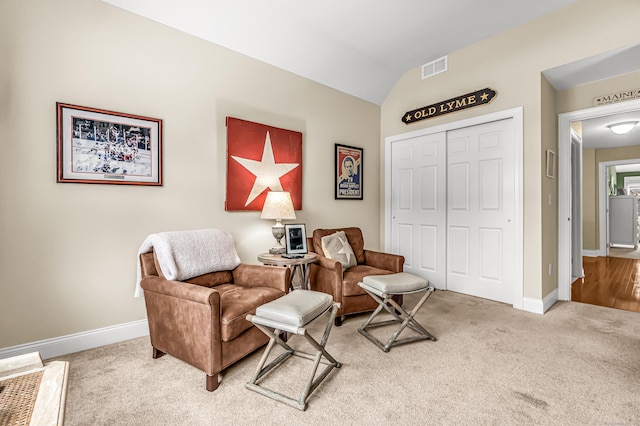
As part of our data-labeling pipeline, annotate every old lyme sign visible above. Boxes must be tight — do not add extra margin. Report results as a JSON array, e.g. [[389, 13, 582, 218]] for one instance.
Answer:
[[402, 88, 497, 124]]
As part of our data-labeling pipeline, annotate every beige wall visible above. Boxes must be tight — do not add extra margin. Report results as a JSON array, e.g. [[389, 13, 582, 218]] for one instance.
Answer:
[[0, 0, 382, 348], [557, 70, 640, 114], [571, 122, 583, 137], [541, 76, 558, 297], [381, 0, 640, 300], [582, 149, 598, 249]]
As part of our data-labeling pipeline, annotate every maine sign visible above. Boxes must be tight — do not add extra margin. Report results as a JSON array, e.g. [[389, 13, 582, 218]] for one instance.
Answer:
[[593, 88, 640, 106], [402, 88, 497, 124]]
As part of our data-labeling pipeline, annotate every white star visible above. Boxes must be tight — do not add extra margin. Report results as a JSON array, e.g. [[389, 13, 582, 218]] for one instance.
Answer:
[[337, 235, 353, 264], [231, 131, 299, 206]]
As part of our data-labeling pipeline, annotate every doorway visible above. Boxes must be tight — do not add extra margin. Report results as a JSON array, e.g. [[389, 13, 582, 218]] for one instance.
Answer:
[[598, 159, 640, 256], [558, 98, 640, 301], [384, 107, 523, 308]]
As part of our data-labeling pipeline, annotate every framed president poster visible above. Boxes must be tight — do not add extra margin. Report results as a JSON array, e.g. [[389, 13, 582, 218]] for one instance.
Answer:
[[335, 143, 362, 200]]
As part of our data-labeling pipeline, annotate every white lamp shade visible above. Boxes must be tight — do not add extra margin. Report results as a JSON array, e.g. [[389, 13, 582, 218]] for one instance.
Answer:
[[260, 191, 296, 220], [607, 121, 638, 135]]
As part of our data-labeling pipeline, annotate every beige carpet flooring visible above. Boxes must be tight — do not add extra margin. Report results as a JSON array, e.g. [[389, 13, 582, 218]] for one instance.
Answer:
[[51, 291, 640, 425]]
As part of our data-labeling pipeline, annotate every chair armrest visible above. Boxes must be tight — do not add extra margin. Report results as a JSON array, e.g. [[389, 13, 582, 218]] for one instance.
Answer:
[[232, 264, 289, 293], [315, 255, 342, 271], [141, 276, 223, 373], [364, 250, 405, 273], [309, 255, 343, 302], [141, 276, 221, 306]]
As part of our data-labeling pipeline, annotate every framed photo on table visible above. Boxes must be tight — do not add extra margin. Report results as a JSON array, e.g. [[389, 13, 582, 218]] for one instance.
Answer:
[[335, 143, 363, 200], [56, 102, 162, 185], [285, 224, 308, 254]]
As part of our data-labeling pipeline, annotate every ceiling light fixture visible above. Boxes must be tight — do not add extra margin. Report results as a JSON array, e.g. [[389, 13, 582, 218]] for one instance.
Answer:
[[607, 121, 638, 135]]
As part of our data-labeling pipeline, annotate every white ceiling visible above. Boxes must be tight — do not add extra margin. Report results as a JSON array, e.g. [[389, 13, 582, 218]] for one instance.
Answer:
[[543, 43, 640, 151], [543, 44, 640, 91], [100, 0, 576, 105], [100, 0, 640, 149], [581, 111, 640, 150]]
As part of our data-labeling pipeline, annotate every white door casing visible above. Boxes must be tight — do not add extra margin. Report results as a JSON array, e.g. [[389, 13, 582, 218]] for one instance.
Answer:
[[570, 130, 584, 279]]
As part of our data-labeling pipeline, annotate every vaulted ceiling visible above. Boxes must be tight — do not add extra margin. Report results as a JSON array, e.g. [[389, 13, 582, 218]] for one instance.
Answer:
[[101, 0, 576, 105], [101, 0, 640, 148]]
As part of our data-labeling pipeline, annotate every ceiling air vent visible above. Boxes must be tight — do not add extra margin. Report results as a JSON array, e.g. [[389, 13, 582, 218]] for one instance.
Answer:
[[422, 56, 448, 80]]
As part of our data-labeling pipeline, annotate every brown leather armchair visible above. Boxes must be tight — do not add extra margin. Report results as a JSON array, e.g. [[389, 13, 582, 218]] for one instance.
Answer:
[[139, 251, 289, 391], [308, 227, 404, 326]]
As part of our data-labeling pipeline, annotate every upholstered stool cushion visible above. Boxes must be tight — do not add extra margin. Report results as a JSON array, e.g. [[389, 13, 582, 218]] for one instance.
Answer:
[[255, 290, 333, 327], [361, 272, 429, 296]]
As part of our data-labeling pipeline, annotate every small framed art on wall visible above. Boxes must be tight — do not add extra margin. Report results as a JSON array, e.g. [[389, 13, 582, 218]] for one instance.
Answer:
[[335, 143, 363, 200]]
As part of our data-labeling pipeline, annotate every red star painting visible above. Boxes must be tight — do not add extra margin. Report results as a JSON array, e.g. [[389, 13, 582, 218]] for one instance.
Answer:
[[225, 117, 302, 211]]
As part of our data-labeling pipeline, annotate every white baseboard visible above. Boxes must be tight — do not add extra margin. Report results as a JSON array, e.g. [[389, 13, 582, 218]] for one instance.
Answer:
[[582, 249, 600, 257], [542, 289, 559, 313], [522, 288, 558, 315], [0, 319, 149, 360]]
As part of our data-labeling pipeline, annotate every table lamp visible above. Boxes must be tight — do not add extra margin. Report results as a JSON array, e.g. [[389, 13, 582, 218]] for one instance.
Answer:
[[261, 191, 296, 254]]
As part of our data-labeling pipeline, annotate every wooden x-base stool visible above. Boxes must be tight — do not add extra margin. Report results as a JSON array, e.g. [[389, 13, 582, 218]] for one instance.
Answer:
[[358, 272, 437, 352], [246, 290, 341, 411]]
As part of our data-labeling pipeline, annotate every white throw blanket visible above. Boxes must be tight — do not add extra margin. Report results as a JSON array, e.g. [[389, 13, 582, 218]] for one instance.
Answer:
[[134, 228, 241, 297]]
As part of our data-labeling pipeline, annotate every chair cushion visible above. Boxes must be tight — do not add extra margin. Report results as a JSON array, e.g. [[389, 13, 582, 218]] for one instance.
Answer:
[[217, 284, 285, 342], [342, 265, 396, 296], [256, 290, 333, 327], [313, 228, 365, 264], [362, 272, 429, 295], [321, 231, 357, 272]]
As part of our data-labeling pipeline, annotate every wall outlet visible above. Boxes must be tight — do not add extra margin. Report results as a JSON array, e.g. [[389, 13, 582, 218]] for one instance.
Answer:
[[548, 263, 553, 276]]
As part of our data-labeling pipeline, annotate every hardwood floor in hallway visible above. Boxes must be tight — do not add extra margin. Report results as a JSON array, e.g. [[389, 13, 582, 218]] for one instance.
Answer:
[[572, 256, 640, 313]]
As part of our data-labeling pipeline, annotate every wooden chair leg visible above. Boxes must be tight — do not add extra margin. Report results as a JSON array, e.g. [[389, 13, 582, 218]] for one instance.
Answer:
[[334, 316, 343, 327], [152, 348, 165, 359], [206, 374, 219, 392]]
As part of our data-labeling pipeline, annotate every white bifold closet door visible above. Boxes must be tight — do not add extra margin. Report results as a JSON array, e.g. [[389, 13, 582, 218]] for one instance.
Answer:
[[446, 119, 515, 303], [390, 118, 516, 304], [390, 132, 447, 289]]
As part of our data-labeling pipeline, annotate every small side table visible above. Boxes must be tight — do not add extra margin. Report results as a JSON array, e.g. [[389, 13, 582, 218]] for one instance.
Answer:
[[258, 253, 317, 291]]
